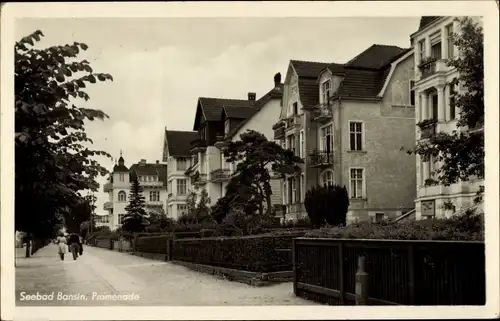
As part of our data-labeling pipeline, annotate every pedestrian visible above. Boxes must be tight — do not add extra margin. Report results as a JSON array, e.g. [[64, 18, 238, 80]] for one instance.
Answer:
[[68, 233, 82, 260], [55, 231, 67, 261]]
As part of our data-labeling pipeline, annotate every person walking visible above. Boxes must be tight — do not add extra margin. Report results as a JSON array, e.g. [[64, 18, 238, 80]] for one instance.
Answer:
[[55, 232, 67, 261], [68, 233, 82, 260]]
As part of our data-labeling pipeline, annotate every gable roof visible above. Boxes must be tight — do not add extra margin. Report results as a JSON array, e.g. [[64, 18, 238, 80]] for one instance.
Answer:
[[226, 84, 284, 139], [290, 60, 330, 78], [223, 105, 258, 119], [165, 130, 199, 157], [345, 44, 410, 70], [335, 68, 390, 99], [418, 16, 443, 32], [199, 97, 254, 122], [129, 163, 168, 185]]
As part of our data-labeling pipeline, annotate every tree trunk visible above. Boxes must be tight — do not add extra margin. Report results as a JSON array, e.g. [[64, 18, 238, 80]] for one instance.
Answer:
[[265, 193, 272, 216], [24, 234, 31, 258]]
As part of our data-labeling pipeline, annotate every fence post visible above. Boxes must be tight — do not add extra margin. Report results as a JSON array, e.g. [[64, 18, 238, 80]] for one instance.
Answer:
[[408, 244, 415, 304], [355, 255, 369, 305], [292, 238, 298, 295], [338, 242, 345, 304]]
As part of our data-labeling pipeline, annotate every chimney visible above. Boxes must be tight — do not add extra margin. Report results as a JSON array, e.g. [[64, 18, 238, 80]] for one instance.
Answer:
[[274, 72, 281, 88], [248, 92, 256, 101], [156, 160, 159, 164], [140, 159, 146, 165]]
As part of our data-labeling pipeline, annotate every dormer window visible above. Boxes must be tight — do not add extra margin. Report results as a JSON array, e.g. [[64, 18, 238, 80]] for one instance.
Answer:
[[224, 119, 230, 135], [321, 80, 332, 104]]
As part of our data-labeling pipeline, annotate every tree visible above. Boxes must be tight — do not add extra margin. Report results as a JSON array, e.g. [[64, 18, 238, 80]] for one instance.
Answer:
[[223, 130, 303, 217], [146, 207, 173, 232], [122, 177, 148, 237], [186, 190, 198, 214], [15, 30, 113, 256], [404, 17, 484, 205], [304, 184, 349, 228], [65, 194, 96, 234]]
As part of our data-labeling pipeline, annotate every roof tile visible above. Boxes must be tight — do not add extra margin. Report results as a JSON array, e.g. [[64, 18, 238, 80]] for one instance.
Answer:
[[165, 130, 199, 157]]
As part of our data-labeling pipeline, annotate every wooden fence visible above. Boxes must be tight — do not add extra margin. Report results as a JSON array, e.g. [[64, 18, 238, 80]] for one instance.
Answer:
[[293, 238, 485, 305]]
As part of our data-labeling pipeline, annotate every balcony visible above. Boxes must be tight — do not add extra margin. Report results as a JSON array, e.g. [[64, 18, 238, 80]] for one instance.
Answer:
[[309, 151, 334, 168], [311, 104, 333, 122], [103, 201, 113, 210], [419, 120, 437, 139], [285, 115, 301, 130], [140, 181, 164, 188], [214, 135, 228, 149], [210, 168, 231, 182], [103, 182, 113, 193], [146, 200, 164, 207], [191, 172, 208, 186], [419, 58, 437, 79], [274, 126, 285, 140], [190, 138, 207, 153]]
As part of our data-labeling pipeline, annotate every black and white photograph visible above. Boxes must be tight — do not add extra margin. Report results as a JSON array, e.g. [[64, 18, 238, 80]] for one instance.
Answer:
[[2, 1, 499, 320]]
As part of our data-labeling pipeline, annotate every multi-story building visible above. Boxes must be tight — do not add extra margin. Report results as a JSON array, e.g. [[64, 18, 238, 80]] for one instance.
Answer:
[[163, 129, 199, 219], [102, 153, 168, 230], [185, 74, 285, 208], [411, 16, 484, 220], [274, 44, 418, 223]]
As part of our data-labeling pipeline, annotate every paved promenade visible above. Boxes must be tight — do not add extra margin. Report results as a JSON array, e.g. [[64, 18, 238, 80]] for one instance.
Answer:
[[15, 244, 316, 306]]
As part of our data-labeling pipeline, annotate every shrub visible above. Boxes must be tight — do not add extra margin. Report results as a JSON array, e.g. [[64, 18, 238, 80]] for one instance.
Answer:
[[304, 210, 484, 241], [172, 233, 306, 273], [304, 184, 349, 228], [282, 216, 312, 228]]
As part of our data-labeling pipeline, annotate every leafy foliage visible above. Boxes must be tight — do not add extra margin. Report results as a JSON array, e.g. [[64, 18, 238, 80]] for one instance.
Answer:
[[304, 184, 349, 228], [221, 130, 303, 218], [65, 194, 96, 234], [15, 30, 113, 255], [404, 17, 484, 202], [305, 210, 484, 241], [122, 177, 148, 236]]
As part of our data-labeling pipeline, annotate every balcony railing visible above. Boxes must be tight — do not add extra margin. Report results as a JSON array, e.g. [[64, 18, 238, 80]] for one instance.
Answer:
[[103, 201, 113, 210], [191, 172, 208, 186], [312, 104, 333, 122], [285, 115, 301, 130], [214, 135, 228, 149], [190, 138, 207, 153], [274, 126, 285, 140], [309, 151, 334, 167], [418, 57, 438, 79], [103, 182, 113, 193], [210, 168, 231, 182], [140, 181, 164, 187], [420, 120, 437, 139]]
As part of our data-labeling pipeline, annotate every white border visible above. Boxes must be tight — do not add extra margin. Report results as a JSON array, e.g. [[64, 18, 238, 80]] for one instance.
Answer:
[[2, 1, 499, 320]]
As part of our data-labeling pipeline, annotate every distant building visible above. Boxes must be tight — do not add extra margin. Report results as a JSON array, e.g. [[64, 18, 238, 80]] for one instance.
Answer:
[[102, 152, 168, 230], [163, 129, 199, 220]]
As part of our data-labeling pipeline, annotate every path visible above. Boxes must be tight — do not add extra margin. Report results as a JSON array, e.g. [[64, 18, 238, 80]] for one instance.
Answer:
[[15, 244, 317, 306]]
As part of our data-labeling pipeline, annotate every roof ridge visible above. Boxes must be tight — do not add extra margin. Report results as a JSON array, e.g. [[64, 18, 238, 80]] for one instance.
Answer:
[[199, 96, 250, 102], [291, 59, 330, 65]]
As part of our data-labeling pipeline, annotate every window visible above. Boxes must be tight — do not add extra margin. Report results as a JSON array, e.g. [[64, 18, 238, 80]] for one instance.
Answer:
[[150, 191, 160, 202], [119, 173, 125, 181], [287, 135, 296, 155], [293, 102, 298, 115], [289, 177, 297, 204], [375, 213, 385, 223], [446, 24, 454, 59], [118, 214, 125, 225], [300, 174, 305, 202], [432, 94, 438, 120], [224, 119, 230, 135], [177, 157, 187, 171], [349, 122, 363, 151], [118, 191, 126, 202], [177, 179, 187, 195], [101, 215, 109, 223], [168, 180, 173, 193], [350, 168, 364, 199], [430, 31, 442, 60], [409, 80, 415, 106], [449, 83, 456, 120], [418, 40, 426, 61], [321, 170, 334, 186], [299, 130, 305, 158], [321, 80, 332, 104], [321, 124, 333, 153], [177, 204, 187, 216]]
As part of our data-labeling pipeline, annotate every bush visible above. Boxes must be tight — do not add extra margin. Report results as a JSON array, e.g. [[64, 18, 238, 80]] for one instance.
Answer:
[[282, 216, 312, 228], [304, 184, 349, 228], [135, 235, 172, 254], [172, 233, 306, 273], [304, 210, 484, 241]]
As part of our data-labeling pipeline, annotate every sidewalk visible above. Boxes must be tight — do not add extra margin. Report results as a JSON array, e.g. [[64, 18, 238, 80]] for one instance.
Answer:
[[15, 244, 318, 306]]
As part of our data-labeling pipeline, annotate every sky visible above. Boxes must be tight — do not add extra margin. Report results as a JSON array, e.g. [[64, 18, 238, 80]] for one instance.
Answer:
[[16, 17, 420, 215]]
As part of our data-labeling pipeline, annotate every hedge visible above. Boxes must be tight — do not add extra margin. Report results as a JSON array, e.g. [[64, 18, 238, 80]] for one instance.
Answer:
[[172, 230, 307, 273], [304, 212, 484, 241], [135, 235, 172, 254]]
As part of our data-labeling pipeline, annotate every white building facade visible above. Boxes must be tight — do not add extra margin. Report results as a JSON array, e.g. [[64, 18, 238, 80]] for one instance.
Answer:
[[411, 16, 484, 220], [103, 154, 168, 230]]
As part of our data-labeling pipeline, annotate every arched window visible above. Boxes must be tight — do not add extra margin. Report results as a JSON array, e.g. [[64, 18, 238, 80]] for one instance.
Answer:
[[118, 191, 126, 202], [321, 170, 334, 186]]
